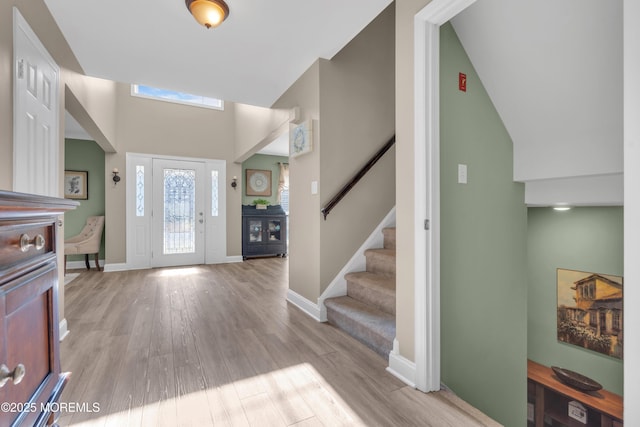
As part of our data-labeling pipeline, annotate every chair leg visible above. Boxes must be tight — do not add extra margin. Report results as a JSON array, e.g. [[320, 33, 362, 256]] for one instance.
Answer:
[[64, 255, 67, 275], [94, 253, 101, 272], [84, 254, 90, 270]]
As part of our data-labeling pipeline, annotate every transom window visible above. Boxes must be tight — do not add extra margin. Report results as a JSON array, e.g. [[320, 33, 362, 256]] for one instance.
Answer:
[[131, 84, 224, 110]]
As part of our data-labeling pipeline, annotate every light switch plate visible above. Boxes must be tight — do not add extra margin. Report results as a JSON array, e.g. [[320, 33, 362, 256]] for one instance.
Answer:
[[458, 164, 468, 184], [311, 181, 318, 195], [527, 403, 534, 422]]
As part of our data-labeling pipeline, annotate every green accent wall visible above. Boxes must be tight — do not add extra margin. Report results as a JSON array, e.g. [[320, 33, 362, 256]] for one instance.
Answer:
[[241, 153, 288, 206], [527, 207, 624, 394], [440, 23, 527, 426], [64, 139, 106, 260]]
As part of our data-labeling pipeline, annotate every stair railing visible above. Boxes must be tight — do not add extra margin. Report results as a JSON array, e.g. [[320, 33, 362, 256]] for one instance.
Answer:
[[321, 135, 396, 220]]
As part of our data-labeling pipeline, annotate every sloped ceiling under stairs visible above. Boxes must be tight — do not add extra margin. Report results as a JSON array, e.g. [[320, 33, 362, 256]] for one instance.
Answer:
[[452, 0, 623, 206]]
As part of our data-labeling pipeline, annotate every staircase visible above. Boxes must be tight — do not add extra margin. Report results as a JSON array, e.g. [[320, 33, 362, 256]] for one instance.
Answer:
[[324, 227, 396, 359]]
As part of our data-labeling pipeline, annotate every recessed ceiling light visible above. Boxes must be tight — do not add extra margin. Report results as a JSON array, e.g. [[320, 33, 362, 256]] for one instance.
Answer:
[[553, 206, 572, 211]]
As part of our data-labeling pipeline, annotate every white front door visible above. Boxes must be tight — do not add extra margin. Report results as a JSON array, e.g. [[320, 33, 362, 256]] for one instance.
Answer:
[[13, 8, 59, 197], [151, 159, 206, 267]]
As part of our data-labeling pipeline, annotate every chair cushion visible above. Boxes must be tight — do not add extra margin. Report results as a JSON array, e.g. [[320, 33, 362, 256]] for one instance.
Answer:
[[64, 215, 104, 255]]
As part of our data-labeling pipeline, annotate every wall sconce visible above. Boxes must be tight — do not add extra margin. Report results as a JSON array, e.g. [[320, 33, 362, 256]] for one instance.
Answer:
[[231, 176, 237, 189], [112, 168, 121, 185]]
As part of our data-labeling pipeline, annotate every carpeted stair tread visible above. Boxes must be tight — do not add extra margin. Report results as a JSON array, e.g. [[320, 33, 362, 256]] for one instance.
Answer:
[[325, 296, 395, 358], [382, 227, 396, 250], [345, 271, 395, 315], [364, 248, 396, 277]]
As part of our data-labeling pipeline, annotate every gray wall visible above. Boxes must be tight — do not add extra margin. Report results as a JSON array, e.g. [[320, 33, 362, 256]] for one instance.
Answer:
[[105, 84, 242, 263], [439, 23, 527, 426], [318, 4, 396, 290], [272, 4, 395, 301], [527, 206, 624, 394]]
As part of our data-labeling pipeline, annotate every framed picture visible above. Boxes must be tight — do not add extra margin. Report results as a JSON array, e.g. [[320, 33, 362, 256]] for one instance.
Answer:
[[246, 169, 272, 196], [64, 170, 88, 200], [290, 120, 313, 158], [557, 268, 623, 359]]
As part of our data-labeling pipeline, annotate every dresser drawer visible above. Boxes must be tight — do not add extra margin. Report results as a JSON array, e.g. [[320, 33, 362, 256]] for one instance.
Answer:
[[0, 220, 55, 280], [0, 263, 60, 427]]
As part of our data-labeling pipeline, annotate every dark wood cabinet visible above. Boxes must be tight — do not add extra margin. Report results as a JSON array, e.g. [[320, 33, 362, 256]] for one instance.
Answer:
[[528, 360, 623, 427], [242, 205, 287, 259], [0, 191, 77, 427]]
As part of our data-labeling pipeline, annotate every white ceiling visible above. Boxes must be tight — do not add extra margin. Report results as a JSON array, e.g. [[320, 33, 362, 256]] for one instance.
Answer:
[[64, 111, 93, 141], [452, 0, 623, 205], [258, 131, 289, 157], [44, 0, 392, 108]]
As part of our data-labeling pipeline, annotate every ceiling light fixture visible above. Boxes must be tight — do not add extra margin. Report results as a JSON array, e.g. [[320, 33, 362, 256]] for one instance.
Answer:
[[553, 206, 572, 211], [185, 0, 229, 29]]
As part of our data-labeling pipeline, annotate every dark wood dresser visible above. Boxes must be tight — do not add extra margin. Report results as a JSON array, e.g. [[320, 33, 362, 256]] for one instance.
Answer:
[[0, 191, 77, 427]]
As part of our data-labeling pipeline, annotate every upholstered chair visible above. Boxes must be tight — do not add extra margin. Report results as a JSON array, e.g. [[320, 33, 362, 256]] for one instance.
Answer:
[[64, 215, 105, 274]]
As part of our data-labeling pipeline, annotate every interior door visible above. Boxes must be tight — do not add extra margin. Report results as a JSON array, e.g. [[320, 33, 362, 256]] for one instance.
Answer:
[[151, 159, 205, 267], [13, 8, 59, 197]]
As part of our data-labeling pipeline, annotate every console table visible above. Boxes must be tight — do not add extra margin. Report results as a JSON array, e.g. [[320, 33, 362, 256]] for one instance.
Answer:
[[527, 359, 622, 427]]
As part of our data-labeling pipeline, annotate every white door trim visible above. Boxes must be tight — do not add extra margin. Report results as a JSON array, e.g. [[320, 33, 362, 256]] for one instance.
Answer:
[[413, 0, 476, 392]]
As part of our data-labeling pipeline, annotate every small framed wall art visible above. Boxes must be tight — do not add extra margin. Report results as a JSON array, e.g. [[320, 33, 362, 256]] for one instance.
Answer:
[[64, 170, 88, 200], [246, 169, 272, 196], [290, 120, 313, 158]]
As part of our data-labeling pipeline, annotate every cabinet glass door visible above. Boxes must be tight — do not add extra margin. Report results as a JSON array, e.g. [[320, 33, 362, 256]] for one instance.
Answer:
[[249, 220, 263, 242], [268, 220, 282, 242]]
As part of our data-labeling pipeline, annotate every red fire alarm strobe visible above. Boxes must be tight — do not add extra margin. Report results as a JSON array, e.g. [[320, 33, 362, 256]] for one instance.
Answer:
[[459, 72, 467, 92]]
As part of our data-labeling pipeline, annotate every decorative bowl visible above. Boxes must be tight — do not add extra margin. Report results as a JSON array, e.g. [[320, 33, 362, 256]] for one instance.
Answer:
[[551, 366, 603, 392]]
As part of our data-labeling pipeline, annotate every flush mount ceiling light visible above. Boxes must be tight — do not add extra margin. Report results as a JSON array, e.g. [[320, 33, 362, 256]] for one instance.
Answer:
[[185, 0, 229, 29], [553, 205, 572, 211]]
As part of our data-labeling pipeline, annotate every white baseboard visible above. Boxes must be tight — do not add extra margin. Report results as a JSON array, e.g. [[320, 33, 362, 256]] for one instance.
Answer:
[[287, 289, 322, 321], [59, 318, 69, 342], [105, 256, 243, 272], [103, 263, 130, 272], [386, 339, 416, 388], [65, 259, 104, 271], [318, 207, 396, 321]]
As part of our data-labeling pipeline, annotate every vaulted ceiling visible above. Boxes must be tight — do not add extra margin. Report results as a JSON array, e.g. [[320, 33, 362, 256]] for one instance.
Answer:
[[44, 0, 392, 108], [48, 0, 624, 204]]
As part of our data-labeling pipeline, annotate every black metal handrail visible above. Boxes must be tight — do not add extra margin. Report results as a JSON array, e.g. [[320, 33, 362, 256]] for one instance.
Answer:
[[321, 135, 396, 220]]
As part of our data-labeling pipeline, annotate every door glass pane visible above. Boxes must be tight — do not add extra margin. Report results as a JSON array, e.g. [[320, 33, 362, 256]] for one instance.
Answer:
[[211, 170, 219, 217], [136, 165, 145, 216], [249, 220, 262, 242], [268, 220, 281, 242], [163, 168, 196, 254]]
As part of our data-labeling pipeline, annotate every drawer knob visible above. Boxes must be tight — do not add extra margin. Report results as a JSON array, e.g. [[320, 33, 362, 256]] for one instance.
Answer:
[[0, 364, 26, 387], [19, 233, 45, 252]]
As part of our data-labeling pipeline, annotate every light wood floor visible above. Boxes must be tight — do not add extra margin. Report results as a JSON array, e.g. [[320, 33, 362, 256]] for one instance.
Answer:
[[58, 258, 500, 427]]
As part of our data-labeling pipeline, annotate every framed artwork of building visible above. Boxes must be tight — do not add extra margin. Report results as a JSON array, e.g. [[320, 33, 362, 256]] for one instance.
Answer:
[[557, 268, 623, 359]]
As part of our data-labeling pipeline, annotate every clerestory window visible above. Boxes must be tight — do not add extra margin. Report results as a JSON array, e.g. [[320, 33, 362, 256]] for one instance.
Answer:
[[131, 84, 224, 110]]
